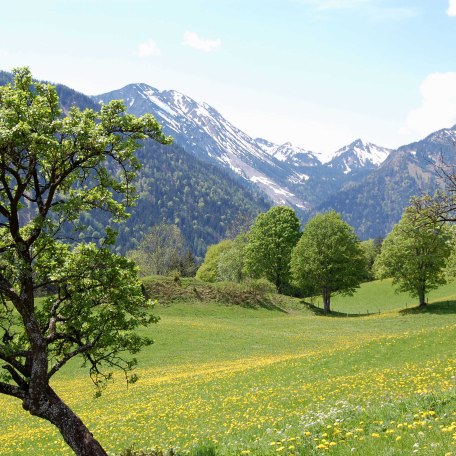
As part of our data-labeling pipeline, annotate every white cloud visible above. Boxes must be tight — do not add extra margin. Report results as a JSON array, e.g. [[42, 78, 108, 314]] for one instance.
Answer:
[[448, 0, 456, 16], [182, 31, 221, 53], [135, 39, 161, 58], [0, 49, 9, 57], [402, 72, 456, 137]]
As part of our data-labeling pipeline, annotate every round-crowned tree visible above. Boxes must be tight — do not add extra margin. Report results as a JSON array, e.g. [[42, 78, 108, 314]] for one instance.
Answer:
[[196, 239, 234, 282], [374, 205, 452, 307], [127, 223, 187, 276], [291, 211, 365, 314], [244, 206, 301, 293]]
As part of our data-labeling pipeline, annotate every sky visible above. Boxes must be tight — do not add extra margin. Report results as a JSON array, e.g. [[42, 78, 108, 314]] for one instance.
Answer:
[[1, 0, 456, 156]]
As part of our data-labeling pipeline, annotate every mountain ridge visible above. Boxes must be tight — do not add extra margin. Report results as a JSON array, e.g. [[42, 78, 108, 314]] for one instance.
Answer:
[[94, 83, 392, 212]]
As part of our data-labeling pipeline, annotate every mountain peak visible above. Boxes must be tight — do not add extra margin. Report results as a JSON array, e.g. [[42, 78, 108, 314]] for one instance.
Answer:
[[329, 139, 392, 174], [256, 139, 320, 167]]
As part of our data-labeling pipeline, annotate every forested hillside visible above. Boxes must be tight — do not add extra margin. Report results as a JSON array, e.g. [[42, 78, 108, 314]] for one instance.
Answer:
[[112, 140, 270, 258], [0, 72, 270, 259], [316, 127, 456, 238]]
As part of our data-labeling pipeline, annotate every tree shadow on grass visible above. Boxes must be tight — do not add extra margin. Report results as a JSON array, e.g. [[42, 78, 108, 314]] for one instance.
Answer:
[[300, 300, 374, 318], [399, 299, 456, 315]]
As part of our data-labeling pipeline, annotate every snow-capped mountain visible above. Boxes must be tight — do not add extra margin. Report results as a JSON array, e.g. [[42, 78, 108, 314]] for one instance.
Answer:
[[327, 139, 392, 174], [94, 84, 393, 212], [316, 125, 456, 239], [256, 139, 321, 167], [94, 84, 320, 209]]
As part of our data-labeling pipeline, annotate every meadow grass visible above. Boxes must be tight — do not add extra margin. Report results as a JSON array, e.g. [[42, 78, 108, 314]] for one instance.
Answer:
[[0, 279, 455, 455]]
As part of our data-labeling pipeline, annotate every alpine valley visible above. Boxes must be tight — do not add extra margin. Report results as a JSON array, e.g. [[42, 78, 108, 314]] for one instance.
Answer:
[[95, 82, 456, 242], [1, 71, 454, 257]]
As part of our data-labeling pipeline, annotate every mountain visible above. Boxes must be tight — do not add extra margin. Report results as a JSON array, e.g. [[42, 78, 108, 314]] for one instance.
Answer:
[[94, 84, 324, 210], [327, 139, 392, 175], [0, 70, 99, 112], [111, 140, 270, 259], [0, 72, 270, 259], [13, 70, 441, 247], [94, 84, 398, 216], [316, 127, 456, 239], [256, 138, 321, 168]]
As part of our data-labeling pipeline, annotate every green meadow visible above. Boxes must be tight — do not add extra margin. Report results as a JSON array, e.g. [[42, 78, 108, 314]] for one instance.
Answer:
[[0, 278, 455, 455]]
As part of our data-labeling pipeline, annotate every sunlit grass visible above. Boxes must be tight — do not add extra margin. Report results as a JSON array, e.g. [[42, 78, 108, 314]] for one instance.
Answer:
[[0, 279, 455, 455]]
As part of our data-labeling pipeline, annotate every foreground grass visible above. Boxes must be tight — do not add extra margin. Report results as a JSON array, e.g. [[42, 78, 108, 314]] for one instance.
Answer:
[[0, 279, 455, 455]]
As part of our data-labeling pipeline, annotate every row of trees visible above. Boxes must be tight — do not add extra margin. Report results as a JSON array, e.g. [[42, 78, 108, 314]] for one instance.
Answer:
[[197, 204, 455, 313], [197, 207, 366, 313]]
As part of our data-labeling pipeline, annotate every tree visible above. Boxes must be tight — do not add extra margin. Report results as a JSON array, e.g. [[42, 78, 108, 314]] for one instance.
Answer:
[[179, 249, 198, 277], [127, 223, 187, 276], [217, 233, 248, 283], [374, 205, 452, 307], [0, 68, 171, 455], [360, 238, 382, 281], [196, 239, 233, 282], [243, 206, 301, 293], [290, 211, 365, 314], [410, 153, 456, 223]]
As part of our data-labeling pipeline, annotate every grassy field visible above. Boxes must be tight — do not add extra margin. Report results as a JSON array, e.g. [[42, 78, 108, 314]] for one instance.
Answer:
[[0, 278, 455, 455]]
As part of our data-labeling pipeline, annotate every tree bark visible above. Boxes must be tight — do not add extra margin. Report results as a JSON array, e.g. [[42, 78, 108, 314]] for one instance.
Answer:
[[323, 289, 331, 314], [418, 287, 426, 307], [23, 386, 108, 456]]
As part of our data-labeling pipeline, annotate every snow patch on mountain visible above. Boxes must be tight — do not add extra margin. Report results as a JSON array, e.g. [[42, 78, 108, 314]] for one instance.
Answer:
[[256, 138, 321, 167], [288, 173, 310, 184], [328, 139, 392, 174]]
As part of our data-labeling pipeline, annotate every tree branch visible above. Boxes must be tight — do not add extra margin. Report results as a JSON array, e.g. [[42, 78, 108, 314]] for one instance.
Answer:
[[48, 342, 94, 379], [0, 274, 19, 302], [0, 380, 26, 400]]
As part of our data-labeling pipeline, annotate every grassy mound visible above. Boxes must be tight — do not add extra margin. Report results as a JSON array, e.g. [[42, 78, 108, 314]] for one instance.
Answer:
[[142, 275, 296, 311]]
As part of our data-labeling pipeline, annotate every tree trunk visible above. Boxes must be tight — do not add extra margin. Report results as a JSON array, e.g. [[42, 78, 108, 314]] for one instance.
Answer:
[[23, 386, 108, 456], [418, 287, 426, 308], [323, 289, 331, 314], [275, 275, 282, 294]]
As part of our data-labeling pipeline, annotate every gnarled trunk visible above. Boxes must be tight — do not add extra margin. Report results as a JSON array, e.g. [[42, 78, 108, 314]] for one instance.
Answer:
[[23, 386, 107, 456]]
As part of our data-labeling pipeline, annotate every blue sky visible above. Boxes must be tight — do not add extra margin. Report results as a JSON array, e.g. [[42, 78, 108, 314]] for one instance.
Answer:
[[1, 0, 456, 155]]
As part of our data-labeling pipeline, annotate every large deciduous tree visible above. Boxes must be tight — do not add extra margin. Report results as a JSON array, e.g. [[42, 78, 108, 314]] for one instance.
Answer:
[[290, 211, 365, 314], [244, 206, 301, 293], [374, 205, 452, 307], [217, 233, 248, 283], [0, 68, 171, 455], [196, 239, 233, 282]]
